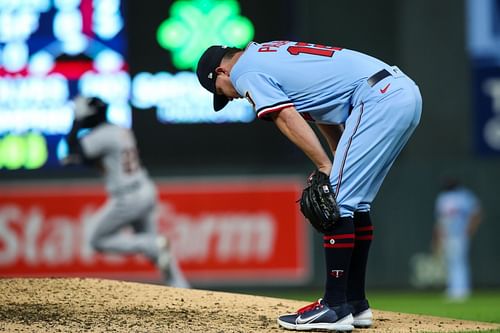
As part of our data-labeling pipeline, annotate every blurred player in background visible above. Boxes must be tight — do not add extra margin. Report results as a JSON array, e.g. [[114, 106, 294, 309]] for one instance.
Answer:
[[433, 177, 482, 301], [61, 96, 189, 288]]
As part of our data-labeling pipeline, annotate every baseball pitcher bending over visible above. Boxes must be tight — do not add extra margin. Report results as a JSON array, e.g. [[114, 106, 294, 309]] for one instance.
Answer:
[[196, 41, 422, 331], [62, 96, 189, 288]]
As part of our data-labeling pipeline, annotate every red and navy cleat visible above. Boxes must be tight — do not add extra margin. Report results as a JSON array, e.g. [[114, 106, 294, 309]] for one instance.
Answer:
[[277, 299, 354, 331]]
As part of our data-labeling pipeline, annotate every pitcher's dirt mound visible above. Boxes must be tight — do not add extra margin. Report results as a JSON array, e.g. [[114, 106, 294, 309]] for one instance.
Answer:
[[0, 278, 498, 333]]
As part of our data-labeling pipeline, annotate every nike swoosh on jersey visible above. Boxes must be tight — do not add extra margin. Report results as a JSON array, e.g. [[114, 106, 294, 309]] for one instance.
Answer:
[[380, 83, 391, 94], [296, 308, 330, 324]]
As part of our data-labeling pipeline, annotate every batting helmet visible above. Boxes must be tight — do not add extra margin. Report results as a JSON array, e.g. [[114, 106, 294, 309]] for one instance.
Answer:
[[73, 96, 108, 128]]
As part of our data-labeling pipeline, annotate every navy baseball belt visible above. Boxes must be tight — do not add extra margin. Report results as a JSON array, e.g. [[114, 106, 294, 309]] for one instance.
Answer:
[[367, 69, 392, 87]]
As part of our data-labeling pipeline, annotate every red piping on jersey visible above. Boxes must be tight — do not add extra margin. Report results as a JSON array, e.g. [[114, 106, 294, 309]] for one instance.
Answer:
[[257, 102, 295, 119], [335, 103, 365, 198]]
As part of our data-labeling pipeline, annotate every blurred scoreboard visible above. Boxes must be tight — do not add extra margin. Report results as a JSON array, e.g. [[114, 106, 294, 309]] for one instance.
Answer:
[[0, 0, 132, 170], [467, 0, 500, 155], [0, 0, 303, 174], [0, 0, 257, 171]]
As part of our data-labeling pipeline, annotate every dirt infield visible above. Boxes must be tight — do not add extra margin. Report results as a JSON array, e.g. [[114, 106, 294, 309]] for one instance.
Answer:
[[0, 278, 498, 333]]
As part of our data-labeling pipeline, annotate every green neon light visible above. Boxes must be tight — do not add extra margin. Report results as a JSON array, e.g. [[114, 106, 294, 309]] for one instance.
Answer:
[[25, 133, 48, 169], [157, 0, 255, 70], [2, 134, 26, 170], [0, 133, 48, 170]]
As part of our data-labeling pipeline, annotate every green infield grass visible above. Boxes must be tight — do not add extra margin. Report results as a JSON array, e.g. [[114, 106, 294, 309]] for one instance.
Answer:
[[367, 290, 500, 324], [250, 289, 500, 332]]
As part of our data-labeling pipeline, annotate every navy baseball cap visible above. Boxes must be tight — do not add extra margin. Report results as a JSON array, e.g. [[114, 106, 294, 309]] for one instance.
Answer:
[[196, 45, 238, 111]]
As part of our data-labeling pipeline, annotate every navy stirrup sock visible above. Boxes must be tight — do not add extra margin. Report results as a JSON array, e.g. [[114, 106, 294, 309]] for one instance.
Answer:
[[322, 216, 354, 306], [347, 211, 373, 302]]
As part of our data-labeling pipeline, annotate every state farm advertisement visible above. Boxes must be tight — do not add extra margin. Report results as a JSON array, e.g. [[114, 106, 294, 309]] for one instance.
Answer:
[[0, 179, 309, 285]]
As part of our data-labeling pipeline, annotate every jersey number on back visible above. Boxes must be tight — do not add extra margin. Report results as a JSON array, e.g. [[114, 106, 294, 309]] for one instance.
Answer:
[[287, 42, 342, 57]]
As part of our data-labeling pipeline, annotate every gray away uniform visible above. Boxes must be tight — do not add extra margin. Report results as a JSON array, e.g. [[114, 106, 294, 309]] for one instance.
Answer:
[[80, 123, 188, 287]]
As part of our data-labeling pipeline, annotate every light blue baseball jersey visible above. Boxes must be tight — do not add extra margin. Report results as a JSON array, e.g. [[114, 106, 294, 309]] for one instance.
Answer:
[[435, 187, 480, 239], [230, 40, 422, 217], [231, 41, 394, 123]]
